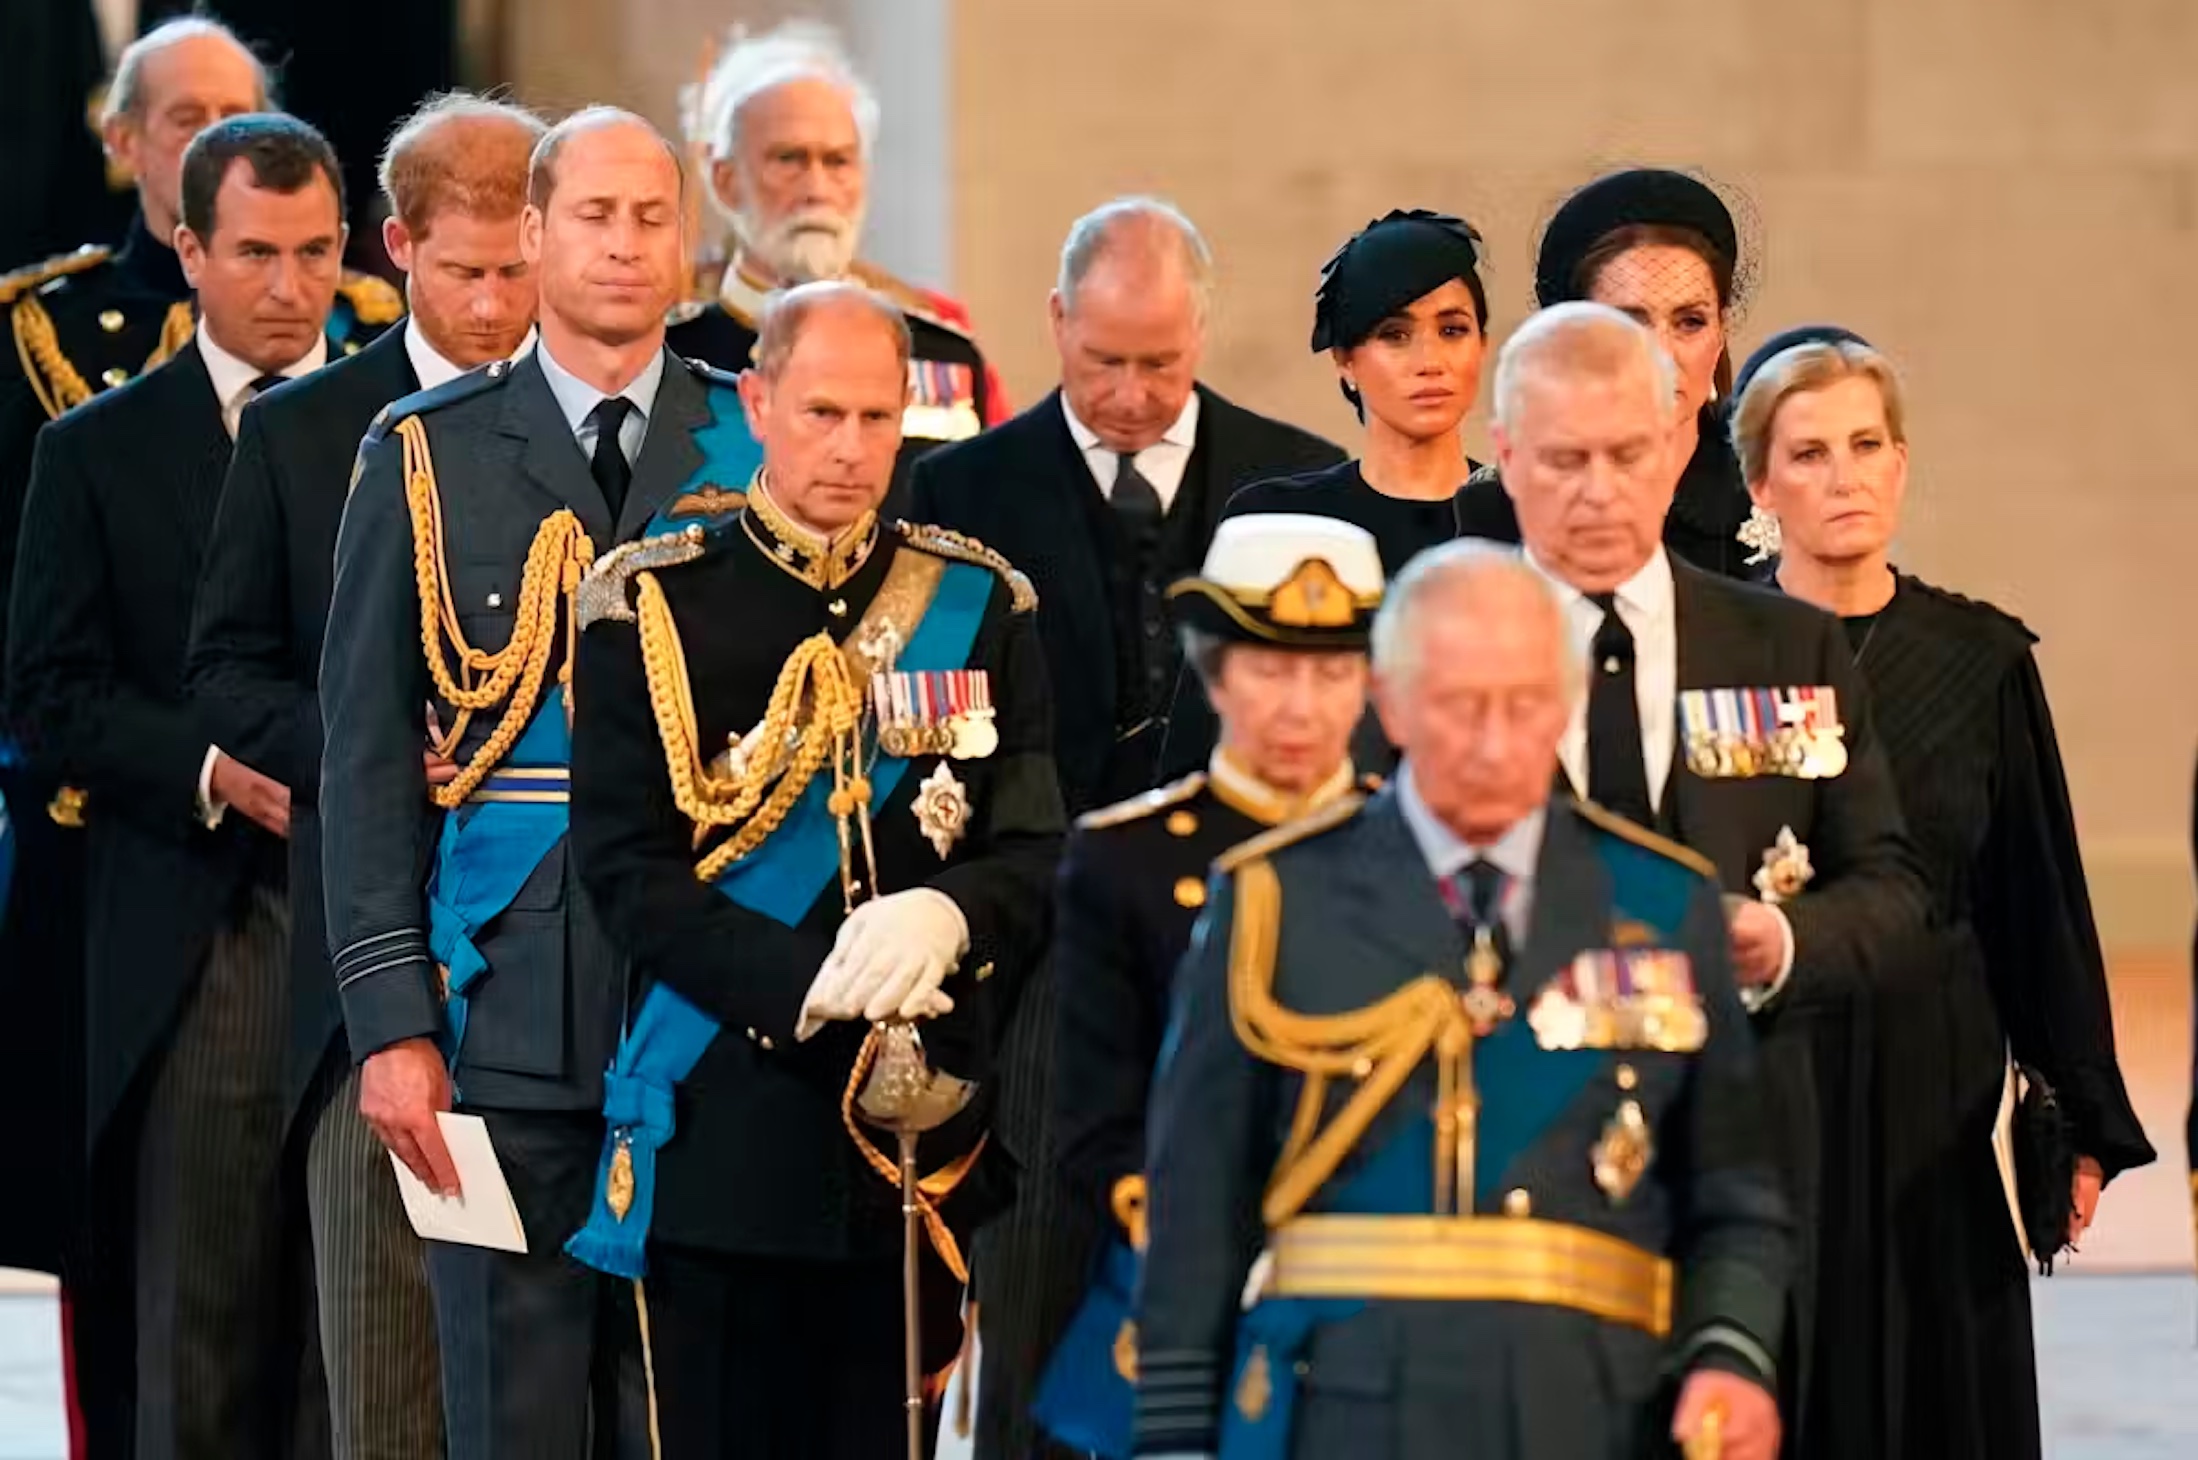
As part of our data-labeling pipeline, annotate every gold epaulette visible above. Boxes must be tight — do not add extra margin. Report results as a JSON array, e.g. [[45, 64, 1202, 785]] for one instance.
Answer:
[[0, 246, 109, 306], [1573, 798, 1717, 879], [1464, 461, 1502, 490], [892, 521, 1036, 613], [1076, 772, 1207, 831], [850, 260, 974, 342], [337, 271, 405, 327], [1214, 792, 1367, 876], [576, 525, 710, 629]]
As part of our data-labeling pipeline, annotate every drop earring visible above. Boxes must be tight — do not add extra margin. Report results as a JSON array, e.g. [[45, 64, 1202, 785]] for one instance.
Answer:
[[1737, 505, 1781, 567]]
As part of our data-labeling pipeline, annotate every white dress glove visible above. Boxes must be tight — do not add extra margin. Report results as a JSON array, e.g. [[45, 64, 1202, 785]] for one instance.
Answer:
[[798, 887, 970, 1036]]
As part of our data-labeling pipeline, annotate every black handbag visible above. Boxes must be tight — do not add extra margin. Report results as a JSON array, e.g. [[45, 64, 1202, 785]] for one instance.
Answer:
[[2010, 1062, 2077, 1273]]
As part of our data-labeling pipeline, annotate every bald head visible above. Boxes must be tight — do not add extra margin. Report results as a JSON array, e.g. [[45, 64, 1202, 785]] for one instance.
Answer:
[[739, 282, 911, 535], [1373, 541, 1576, 844], [102, 19, 271, 244], [1490, 302, 1686, 594], [1051, 197, 1211, 452]]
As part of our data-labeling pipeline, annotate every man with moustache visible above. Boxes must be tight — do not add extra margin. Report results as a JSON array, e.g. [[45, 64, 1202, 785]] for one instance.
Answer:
[[9, 112, 354, 1459], [673, 21, 1009, 497], [319, 106, 750, 1459], [1481, 303, 1928, 1438], [185, 92, 548, 1459]]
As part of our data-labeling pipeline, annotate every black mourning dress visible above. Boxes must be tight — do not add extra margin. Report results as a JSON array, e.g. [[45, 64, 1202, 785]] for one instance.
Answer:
[[1458, 402, 1757, 578], [1809, 573, 2153, 1460]]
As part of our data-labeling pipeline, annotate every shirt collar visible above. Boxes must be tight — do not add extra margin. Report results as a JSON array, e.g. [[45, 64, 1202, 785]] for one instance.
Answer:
[[1059, 389, 1201, 459], [1394, 760, 1546, 883], [536, 338, 667, 436], [1527, 542, 1674, 621], [196, 323, 326, 412], [405, 320, 537, 394]]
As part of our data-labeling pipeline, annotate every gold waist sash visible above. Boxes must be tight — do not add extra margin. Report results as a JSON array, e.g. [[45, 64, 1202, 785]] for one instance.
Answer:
[[1266, 1214, 1673, 1336]]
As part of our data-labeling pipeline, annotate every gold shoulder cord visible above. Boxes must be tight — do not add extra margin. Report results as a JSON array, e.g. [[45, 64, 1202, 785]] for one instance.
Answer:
[[398, 414, 596, 808], [1227, 856, 1474, 1226], [11, 296, 194, 421], [634, 574, 869, 884]]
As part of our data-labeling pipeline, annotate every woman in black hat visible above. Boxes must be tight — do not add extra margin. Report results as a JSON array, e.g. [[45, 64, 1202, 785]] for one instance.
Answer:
[[1217, 209, 1494, 577], [1732, 325, 2153, 1460], [1464, 167, 1761, 578]]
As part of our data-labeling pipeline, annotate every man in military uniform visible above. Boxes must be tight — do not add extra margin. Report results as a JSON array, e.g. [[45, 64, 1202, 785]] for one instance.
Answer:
[[319, 107, 710, 1460], [1135, 542, 1790, 1460], [673, 21, 1009, 500], [1032, 514, 1385, 1457], [566, 280, 1064, 1456]]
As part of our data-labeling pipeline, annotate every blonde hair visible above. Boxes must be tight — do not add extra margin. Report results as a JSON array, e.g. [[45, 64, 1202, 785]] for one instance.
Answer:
[[1731, 340, 1907, 485]]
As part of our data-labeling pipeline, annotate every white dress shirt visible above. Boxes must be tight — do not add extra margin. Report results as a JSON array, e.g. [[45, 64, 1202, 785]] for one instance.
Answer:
[[197, 324, 327, 441], [193, 325, 328, 823], [1061, 391, 1201, 512], [1531, 545, 1678, 813], [1394, 761, 1544, 947], [536, 339, 665, 468], [404, 320, 538, 394]]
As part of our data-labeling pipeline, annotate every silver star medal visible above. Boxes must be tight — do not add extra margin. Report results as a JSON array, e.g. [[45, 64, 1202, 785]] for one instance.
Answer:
[[913, 761, 971, 858], [1752, 825, 1815, 906]]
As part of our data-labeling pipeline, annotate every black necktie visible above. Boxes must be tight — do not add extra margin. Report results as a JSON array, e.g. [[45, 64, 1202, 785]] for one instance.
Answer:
[[1443, 858, 1516, 977], [1586, 592, 1655, 825], [248, 373, 287, 398], [588, 397, 636, 518], [1111, 451, 1163, 534]]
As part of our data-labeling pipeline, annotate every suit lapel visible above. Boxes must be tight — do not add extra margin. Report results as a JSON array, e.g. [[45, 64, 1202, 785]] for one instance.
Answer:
[[161, 344, 236, 547], [1335, 788, 1462, 983], [1666, 562, 1753, 885], [621, 350, 705, 540], [1039, 390, 1118, 694], [498, 352, 614, 544], [1516, 800, 1611, 999]]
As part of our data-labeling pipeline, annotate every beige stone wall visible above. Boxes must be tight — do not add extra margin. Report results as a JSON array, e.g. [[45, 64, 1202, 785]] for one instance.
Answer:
[[951, 0, 2198, 944]]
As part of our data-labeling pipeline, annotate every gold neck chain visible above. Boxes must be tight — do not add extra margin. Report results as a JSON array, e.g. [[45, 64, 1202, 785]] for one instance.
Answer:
[[741, 472, 879, 591]]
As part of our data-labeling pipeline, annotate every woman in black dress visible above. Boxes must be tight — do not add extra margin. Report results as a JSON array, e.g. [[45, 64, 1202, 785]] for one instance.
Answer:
[[1464, 167, 1761, 577], [1218, 208, 1490, 575], [1731, 326, 2155, 1460]]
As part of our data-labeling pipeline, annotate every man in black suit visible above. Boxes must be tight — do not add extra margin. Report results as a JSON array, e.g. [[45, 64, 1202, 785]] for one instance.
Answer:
[[907, 196, 1341, 1460], [1484, 302, 1929, 1439], [8, 111, 353, 1459], [319, 107, 720, 1460], [185, 92, 546, 1459]]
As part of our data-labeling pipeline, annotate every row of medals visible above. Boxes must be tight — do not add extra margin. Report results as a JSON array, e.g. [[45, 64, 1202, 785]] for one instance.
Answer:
[[871, 669, 999, 761], [1686, 724, 1846, 781]]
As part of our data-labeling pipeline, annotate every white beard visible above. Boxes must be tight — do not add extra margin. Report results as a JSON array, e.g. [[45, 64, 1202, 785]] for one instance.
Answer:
[[733, 203, 864, 284]]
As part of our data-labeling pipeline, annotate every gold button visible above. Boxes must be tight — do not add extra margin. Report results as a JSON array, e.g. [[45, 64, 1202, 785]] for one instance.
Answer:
[[1165, 809, 1198, 837], [1172, 876, 1207, 909], [759, 1035, 774, 1050], [1615, 1063, 1638, 1091], [1503, 1188, 1532, 1217], [101, 367, 129, 388], [973, 961, 995, 982], [828, 598, 848, 617], [745, 1027, 757, 1040], [98, 309, 124, 334], [344, 340, 362, 356], [1351, 1057, 1373, 1079]]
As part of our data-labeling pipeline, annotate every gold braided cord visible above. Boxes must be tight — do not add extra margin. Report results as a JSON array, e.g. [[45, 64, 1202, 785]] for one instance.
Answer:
[[838, 1027, 987, 1284], [150, 301, 194, 370], [13, 298, 92, 419], [1226, 856, 1470, 1227], [633, 572, 868, 882], [396, 414, 596, 809]]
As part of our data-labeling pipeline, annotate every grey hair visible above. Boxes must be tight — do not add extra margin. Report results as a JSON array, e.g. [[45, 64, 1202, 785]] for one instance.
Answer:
[[527, 106, 681, 210], [1057, 196, 1215, 322], [753, 280, 911, 379], [690, 22, 880, 166], [1179, 627, 1230, 690], [102, 17, 271, 128], [1371, 540, 1582, 702], [1491, 301, 1680, 430]]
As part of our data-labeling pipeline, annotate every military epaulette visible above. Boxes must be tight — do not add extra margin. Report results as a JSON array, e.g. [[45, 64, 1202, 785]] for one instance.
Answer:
[[1214, 792, 1368, 876], [336, 271, 405, 327], [1464, 461, 1503, 490], [1076, 772, 1208, 831], [1573, 798, 1717, 880], [850, 261, 974, 342], [364, 358, 515, 445], [892, 521, 1037, 613], [577, 524, 711, 629], [677, 355, 744, 389], [666, 299, 711, 327], [0, 245, 110, 307]]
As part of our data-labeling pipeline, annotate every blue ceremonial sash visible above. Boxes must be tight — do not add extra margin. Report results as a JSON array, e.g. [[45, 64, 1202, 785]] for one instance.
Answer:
[[425, 688, 572, 1071], [644, 386, 763, 537], [566, 558, 994, 1277], [1033, 1237, 1141, 1456]]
